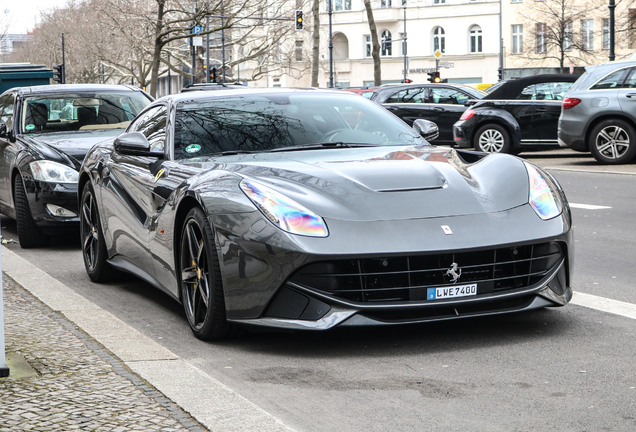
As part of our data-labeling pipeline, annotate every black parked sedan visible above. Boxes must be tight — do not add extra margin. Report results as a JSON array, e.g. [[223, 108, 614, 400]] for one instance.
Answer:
[[370, 83, 486, 145], [0, 84, 152, 247], [79, 88, 572, 340], [453, 74, 578, 153]]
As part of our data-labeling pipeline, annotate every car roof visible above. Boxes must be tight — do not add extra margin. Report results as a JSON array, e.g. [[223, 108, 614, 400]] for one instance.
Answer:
[[159, 87, 355, 104], [484, 74, 579, 100], [180, 82, 248, 92], [6, 84, 145, 97]]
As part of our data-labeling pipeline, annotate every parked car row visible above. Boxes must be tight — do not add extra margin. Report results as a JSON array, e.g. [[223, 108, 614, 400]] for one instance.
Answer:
[[0, 83, 572, 340]]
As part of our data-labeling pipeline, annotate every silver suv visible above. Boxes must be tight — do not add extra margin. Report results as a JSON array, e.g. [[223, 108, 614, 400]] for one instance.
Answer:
[[558, 60, 636, 164]]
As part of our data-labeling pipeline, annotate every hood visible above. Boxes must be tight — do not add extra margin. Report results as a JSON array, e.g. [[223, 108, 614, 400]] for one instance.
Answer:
[[188, 146, 530, 222], [21, 129, 123, 169]]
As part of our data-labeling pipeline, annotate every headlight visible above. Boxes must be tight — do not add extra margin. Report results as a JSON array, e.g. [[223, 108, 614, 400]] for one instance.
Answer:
[[240, 179, 328, 237], [30, 161, 79, 183], [524, 162, 562, 220]]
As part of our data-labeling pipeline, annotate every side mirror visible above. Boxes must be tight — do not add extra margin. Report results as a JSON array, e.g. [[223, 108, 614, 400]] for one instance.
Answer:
[[114, 132, 162, 157], [0, 123, 7, 138], [413, 119, 439, 142]]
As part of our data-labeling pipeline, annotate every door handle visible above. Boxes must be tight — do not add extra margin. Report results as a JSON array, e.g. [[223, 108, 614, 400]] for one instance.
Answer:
[[433, 107, 445, 112], [535, 108, 547, 112], [626, 93, 636, 98]]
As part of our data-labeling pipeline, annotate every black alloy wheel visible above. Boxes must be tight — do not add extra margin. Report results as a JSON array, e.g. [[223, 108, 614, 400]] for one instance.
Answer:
[[474, 123, 514, 154], [589, 119, 636, 164], [80, 182, 112, 282], [179, 207, 234, 340], [14, 173, 48, 248]]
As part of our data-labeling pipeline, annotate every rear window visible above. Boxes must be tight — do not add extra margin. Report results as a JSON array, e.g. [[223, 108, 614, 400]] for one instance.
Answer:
[[590, 68, 630, 90]]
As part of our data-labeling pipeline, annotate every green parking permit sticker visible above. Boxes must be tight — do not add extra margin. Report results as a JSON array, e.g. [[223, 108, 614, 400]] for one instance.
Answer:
[[25, 124, 35, 131], [185, 144, 201, 153]]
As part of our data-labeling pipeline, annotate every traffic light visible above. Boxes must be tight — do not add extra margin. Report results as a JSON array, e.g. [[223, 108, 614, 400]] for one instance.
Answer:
[[52, 64, 64, 84], [427, 71, 441, 83], [401, 78, 413, 83], [295, 10, 303, 30], [497, 67, 504, 81], [211, 67, 217, 83]]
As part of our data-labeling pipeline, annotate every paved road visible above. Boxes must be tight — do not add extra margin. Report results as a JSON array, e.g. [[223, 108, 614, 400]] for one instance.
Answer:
[[2, 148, 636, 431]]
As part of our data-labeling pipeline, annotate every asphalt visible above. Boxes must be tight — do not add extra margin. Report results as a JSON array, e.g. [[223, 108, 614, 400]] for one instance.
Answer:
[[0, 246, 296, 432]]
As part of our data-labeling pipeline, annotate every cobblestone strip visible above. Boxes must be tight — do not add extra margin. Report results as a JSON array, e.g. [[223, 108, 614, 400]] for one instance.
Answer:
[[0, 274, 208, 432]]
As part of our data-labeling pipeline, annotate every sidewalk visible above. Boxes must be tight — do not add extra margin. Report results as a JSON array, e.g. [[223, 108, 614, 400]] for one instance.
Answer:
[[0, 274, 206, 431], [0, 247, 296, 432]]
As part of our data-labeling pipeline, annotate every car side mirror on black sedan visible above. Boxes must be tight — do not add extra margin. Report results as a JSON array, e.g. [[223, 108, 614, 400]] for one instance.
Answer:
[[114, 132, 162, 157], [412, 119, 439, 142]]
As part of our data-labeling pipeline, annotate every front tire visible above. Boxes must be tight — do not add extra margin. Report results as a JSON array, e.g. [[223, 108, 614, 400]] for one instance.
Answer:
[[589, 119, 636, 164], [14, 173, 48, 248], [80, 182, 112, 282], [474, 123, 513, 154], [179, 207, 234, 340]]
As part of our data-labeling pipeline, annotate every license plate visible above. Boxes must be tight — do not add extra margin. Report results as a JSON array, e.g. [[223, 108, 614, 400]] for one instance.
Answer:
[[427, 284, 477, 300]]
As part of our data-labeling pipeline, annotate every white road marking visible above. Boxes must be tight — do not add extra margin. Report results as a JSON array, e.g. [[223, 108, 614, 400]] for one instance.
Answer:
[[569, 203, 612, 210], [571, 292, 636, 320]]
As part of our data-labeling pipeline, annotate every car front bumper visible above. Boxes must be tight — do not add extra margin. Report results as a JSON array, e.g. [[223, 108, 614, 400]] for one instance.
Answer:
[[24, 177, 80, 234]]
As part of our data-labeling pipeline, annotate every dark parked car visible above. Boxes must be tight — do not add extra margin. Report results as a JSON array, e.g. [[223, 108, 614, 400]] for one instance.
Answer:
[[370, 83, 487, 145], [558, 60, 636, 164], [341, 86, 381, 99], [79, 88, 572, 340], [453, 74, 578, 153], [180, 82, 248, 92], [0, 84, 152, 247]]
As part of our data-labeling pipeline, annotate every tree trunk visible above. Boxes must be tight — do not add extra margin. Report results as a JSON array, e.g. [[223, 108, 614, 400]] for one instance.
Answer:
[[311, 0, 320, 87], [363, 0, 381, 86], [149, 0, 166, 98]]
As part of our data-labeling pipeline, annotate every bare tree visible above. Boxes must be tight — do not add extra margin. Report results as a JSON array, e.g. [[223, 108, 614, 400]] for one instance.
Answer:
[[518, 0, 605, 72], [363, 0, 381, 86], [311, 0, 320, 87]]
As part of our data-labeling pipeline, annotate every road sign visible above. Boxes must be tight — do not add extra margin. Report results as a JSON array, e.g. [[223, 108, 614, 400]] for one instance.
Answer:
[[193, 25, 203, 34], [193, 37, 203, 47], [434, 50, 442, 58]]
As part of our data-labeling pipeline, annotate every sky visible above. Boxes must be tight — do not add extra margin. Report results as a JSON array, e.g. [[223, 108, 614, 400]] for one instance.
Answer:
[[3, 0, 69, 34]]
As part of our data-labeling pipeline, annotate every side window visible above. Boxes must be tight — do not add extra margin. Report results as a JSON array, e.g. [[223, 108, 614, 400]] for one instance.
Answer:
[[430, 88, 468, 105], [0, 94, 15, 131], [385, 88, 426, 104], [517, 85, 536, 100], [534, 82, 574, 100], [128, 105, 167, 153], [590, 68, 629, 90], [621, 68, 636, 89]]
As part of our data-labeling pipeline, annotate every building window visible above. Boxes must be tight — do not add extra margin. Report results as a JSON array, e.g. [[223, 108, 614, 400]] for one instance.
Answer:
[[536, 23, 546, 53], [602, 18, 610, 50], [511, 0, 522, 3], [581, 19, 594, 50], [365, 35, 372, 57], [381, 0, 392, 7], [630, 10, 636, 49], [400, 32, 407, 56], [512, 24, 523, 54], [433, 27, 445, 53], [469, 25, 482, 53], [433, 0, 446, 4], [564, 20, 573, 51], [381, 30, 392, 56], [335, 0, 352, 11], [295, 40, 303, 62]]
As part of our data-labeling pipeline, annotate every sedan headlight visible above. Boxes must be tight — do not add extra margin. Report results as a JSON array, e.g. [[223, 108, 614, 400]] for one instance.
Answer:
[[524, 162, 562, 220], [240, 179, 328, 237], [30, 161, 79, 183]]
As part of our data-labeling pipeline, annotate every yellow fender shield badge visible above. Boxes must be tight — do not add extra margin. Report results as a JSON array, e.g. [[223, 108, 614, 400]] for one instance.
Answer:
[[153, 168, 166, 183]]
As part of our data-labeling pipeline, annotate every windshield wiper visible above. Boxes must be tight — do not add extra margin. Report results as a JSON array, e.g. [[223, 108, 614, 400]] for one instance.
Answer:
[[270, 142, 379, 152], [216, 150, 257, 155]]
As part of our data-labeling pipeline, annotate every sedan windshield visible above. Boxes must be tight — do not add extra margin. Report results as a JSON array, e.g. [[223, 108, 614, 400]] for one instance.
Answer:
[[173, 93, 429, 159], [23, 92, 152, 134]]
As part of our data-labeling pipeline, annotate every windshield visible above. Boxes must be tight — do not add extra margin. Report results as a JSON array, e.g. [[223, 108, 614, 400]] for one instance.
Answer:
[[22, 92, 152, 134], [173, 93, 429, 159]]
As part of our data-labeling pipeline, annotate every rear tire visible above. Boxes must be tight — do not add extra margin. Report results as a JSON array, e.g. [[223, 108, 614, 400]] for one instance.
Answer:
[[80, 182, 113, 282], [179, 207, 236, 340], [589, 119, 636, 164], [473, 123, 514, 154], [14, 173, 48, 248]]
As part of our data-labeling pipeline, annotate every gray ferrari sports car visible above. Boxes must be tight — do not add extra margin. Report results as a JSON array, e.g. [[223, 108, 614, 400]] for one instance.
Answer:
[[78, 88, 573, 340]]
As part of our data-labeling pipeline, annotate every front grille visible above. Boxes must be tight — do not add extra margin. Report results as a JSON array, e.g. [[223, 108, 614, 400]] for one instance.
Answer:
[[289, 242, 563, 303]]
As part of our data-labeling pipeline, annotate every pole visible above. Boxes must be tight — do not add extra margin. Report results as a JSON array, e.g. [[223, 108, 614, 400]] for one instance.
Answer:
[[498, 0, 503, 81], [206, 15, 210, 83], [221, 0, 226, 83], [167, 51, 172, 94], [609, 0, 615, 61], [61, 33, 66, 84], [328, 0, 333, 88], [0, 225, 9, 378], [403, 1, 407, 83]]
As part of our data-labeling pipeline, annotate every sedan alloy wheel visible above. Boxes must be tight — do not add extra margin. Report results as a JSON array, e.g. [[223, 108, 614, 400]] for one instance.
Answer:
[[590, 119, 636, 164], [474, 124, 512, 154], [80, 183, 112, 282]]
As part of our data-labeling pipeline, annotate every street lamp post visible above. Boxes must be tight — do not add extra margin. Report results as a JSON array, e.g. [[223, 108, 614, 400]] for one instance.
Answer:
[[609, 0, 615, 61], [403, 0, 407, 83], [328, 0, 333, 88], [206, 16, 210, 83], [498, 0, 503, 81]]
